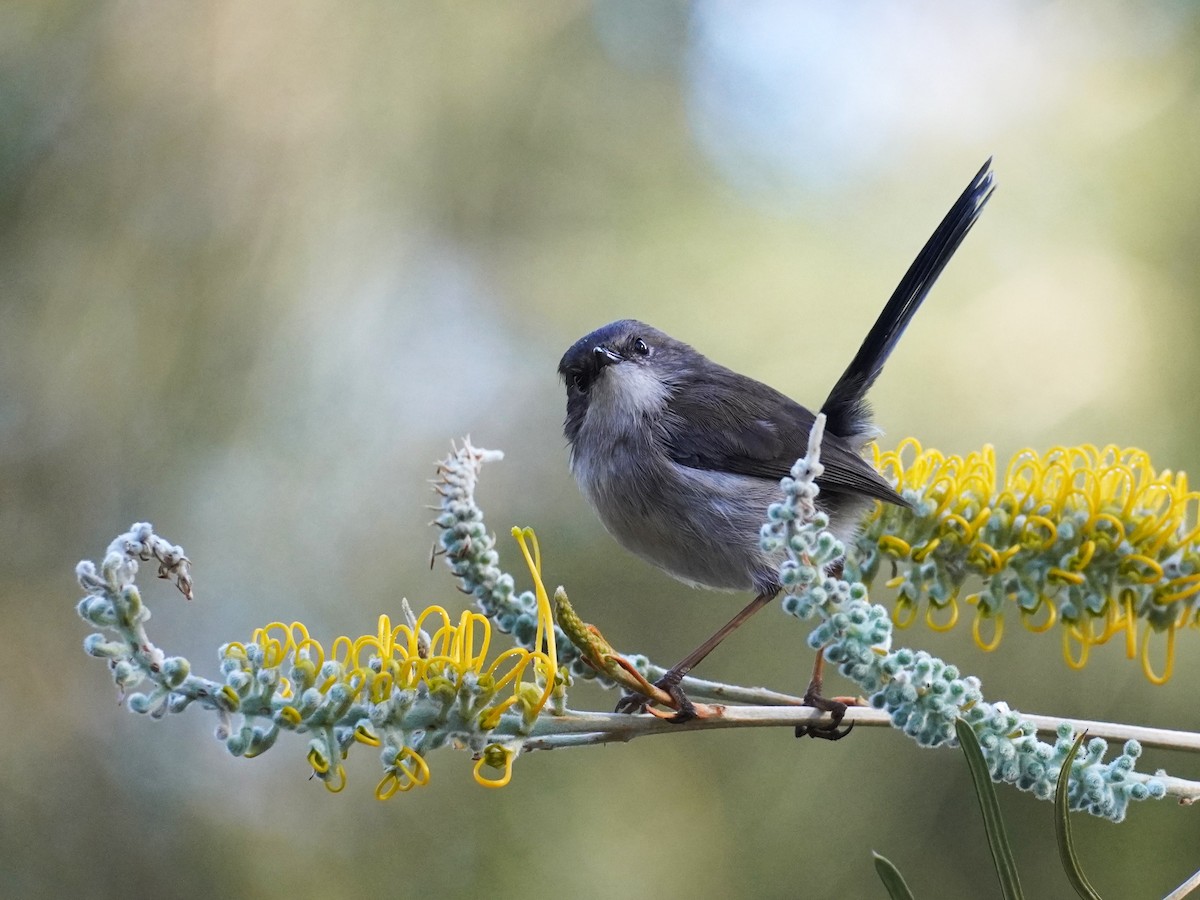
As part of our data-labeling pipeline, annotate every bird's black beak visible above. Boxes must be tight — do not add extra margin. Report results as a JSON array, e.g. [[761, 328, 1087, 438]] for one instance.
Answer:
[[593, 345, 622, 366]]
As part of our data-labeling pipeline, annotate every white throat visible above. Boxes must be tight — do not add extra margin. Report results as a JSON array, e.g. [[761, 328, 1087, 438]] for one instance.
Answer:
[[589, 363, 669, 424]]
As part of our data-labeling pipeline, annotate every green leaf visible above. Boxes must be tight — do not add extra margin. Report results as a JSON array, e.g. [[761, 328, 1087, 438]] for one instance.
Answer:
[[873, 851, 916, 900], [955, 718, 1024, 900], [1055, 731, 1103, 899]]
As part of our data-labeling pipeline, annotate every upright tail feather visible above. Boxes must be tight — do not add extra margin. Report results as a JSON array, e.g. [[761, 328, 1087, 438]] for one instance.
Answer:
[[821, 158, 995, 439]]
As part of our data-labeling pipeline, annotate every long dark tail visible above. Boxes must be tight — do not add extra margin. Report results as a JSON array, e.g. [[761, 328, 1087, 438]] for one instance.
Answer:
[[821, 157, 995, 438]]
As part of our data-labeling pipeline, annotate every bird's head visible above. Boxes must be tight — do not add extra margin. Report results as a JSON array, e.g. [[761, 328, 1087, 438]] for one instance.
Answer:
[[558, 319, 690, 444]]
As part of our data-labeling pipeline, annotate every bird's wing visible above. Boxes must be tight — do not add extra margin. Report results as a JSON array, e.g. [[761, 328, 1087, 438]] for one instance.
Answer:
[[660, 367, 905, 506]]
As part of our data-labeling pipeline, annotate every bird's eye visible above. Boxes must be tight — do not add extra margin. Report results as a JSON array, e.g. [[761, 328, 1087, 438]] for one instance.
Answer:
[[633, 338, 650, 356], [571, 371, 588, 392]]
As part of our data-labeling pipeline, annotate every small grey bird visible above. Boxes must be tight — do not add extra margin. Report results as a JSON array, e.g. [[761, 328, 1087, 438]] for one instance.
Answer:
[[558, 159, 994, 729]]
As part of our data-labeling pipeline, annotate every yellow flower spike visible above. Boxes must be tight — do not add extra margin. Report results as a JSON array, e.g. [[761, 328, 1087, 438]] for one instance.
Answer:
[[1140, 622, 1177, 685], [1019, 598, 1057, 634], [971, 607, 1004, 652], [226, 594, 558, 797], [865, 439, 1200, 682], [925, 597, 959, 632], [473, 744, 515, 789]]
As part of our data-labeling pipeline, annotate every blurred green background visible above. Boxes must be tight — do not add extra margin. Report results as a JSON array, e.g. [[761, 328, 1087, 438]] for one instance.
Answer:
[[5, 2, 1200, 897]]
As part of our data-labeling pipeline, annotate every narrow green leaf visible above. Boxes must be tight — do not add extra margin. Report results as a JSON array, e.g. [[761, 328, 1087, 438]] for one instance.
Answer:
[[955, 718, 1025, 900], [873, 851, 916, 900], [1055, 731, 1103, 899]]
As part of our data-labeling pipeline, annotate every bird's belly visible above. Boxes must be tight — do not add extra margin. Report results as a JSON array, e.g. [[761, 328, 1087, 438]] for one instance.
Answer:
[[575, 451, 782, 593]]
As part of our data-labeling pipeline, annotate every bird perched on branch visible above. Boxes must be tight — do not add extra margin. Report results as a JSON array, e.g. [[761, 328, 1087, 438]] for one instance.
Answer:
[[558, 159, 995, 731]]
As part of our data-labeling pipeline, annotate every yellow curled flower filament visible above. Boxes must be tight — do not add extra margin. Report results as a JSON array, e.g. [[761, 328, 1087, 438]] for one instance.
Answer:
[[864, 440, 1200, 683]]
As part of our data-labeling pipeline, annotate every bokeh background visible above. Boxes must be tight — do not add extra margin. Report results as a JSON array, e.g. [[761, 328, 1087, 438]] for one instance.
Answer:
[[5, 2, 1200, 897]]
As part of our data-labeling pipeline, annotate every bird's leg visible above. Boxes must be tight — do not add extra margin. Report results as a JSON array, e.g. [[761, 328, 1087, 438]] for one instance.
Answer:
[[794, 558, 855, 740], [614, 589, 779, 722], [795, 648, 854, 740]]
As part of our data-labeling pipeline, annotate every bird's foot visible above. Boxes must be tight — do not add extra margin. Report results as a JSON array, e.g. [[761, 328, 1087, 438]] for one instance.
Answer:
[[614, 667, 697, 723], [795, 651, 854, 741]]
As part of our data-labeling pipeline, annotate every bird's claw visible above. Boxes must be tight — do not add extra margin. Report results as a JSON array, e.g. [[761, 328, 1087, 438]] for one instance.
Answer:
[[614, 669, 697, 723], [794, 690, 853, 741], [795, 650, 855, 741]]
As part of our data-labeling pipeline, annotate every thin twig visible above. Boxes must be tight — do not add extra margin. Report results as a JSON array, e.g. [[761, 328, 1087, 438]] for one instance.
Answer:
[[521, 705, 1200, 804], [1166, 867, 1200, 900], [668, 684, 1200, 753]]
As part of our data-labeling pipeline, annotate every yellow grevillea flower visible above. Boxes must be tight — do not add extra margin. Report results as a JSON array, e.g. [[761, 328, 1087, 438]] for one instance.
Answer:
[[856, 440, 1200, 684], [221, 529, 561, 795]]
